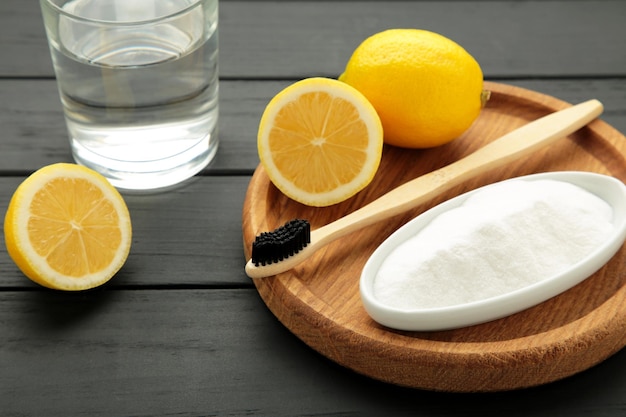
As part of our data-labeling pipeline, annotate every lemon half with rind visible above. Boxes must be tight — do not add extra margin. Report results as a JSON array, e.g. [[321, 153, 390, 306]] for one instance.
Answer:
[[257, 77, 384, 207], [4, 163, 132, 291]]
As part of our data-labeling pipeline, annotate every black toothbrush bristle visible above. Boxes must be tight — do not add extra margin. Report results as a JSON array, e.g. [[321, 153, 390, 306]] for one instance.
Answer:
[[251, 219, 311, 266]]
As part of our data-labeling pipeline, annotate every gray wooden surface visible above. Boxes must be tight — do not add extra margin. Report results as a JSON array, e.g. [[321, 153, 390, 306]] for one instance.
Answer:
[[1, 1, 626, 415]]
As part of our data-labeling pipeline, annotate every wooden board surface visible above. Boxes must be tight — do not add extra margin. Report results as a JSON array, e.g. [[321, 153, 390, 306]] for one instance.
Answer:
[[3, 1, 625, 78], [242, 82, 626, 392]]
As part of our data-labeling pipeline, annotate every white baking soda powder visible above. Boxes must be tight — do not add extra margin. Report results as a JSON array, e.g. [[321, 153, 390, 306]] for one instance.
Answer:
[[373, 179, 615, 310]]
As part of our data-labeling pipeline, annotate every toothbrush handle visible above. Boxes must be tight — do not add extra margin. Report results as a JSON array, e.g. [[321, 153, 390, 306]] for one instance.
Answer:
[[314, 99, 604, 244]]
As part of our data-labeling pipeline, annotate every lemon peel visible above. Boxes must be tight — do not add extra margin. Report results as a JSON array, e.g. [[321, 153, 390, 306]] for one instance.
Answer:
[[340, 29, 485, 148]]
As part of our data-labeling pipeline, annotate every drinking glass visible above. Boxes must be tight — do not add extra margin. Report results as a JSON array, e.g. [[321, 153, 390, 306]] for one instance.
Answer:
[[40, 0, 219, 191]]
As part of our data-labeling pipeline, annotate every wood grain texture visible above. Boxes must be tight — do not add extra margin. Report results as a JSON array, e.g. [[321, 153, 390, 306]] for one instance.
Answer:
[[2, 288, 626, 417], [242, 82, 626, 391], [0, 176, 252, 288], [0, 79, 270, 173], [2, 0, 626, 413], [1, 79, 625, 174], [1, 1, 625, 78]]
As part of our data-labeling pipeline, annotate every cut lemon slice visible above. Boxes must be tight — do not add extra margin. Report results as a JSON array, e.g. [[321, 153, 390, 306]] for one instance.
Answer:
[[257, 77, 384, 207], [4, 163, 132, 291]]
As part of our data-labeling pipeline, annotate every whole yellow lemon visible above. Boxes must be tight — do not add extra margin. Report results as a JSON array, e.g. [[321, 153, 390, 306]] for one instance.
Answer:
[[339, 29, 488, 148]]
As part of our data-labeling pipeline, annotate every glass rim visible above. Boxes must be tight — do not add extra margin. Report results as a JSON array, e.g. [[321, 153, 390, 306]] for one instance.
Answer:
[[41, 0, 206, 26]]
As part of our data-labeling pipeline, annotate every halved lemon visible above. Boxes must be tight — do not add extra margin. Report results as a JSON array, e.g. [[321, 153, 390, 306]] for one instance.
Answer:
[[4, 163, 132, 291], [257, 77, 384, 207]]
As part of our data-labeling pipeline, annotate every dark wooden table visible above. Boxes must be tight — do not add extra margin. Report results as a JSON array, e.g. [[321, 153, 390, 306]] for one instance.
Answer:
[[2, 1, 626, 415]]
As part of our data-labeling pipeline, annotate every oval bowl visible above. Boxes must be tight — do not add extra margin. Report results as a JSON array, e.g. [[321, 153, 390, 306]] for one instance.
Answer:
[[360, 171, 626, 331]]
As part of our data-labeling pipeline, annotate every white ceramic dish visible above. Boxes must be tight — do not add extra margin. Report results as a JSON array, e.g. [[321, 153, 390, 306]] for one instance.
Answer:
[[360, 171, 626, 331]]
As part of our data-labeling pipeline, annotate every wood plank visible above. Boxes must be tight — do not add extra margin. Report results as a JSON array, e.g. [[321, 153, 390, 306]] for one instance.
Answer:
[[1, 1, 624, 414], [0, 79, 269, 173], [2, 288, 626, 416], [0, 176, 253, 289], [0, 0, 49, 76], [1, 79, 625, 289], [219, 1, 626, 78], [1, 1, 625, 78], [1, 78, 625, 173]]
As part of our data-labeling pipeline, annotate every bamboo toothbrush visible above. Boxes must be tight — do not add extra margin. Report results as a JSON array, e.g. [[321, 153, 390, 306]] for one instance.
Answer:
[[245, 99, 604, 279]]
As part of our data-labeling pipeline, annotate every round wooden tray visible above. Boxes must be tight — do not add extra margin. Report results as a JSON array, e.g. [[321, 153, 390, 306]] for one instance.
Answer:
[[241, 82, 626, 392]]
